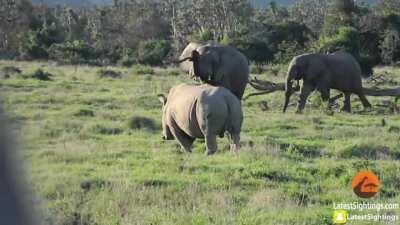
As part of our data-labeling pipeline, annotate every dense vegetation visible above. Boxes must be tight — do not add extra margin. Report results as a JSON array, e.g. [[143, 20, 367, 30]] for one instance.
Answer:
[[1, 0, 399, 73], [0, 61, 399, 225]]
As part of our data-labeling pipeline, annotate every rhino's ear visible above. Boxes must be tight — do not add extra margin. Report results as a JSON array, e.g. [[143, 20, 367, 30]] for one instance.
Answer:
[[157, 94, 167, 105]]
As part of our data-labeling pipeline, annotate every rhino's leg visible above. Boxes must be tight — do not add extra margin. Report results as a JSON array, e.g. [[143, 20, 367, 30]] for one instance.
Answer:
[[205, 134, 217, 155], [170, 127, 194, 153], [229, 133, 240, 153]]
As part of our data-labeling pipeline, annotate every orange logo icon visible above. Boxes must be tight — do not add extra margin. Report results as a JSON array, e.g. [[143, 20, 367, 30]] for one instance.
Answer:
[[352, 170, 380, 198]]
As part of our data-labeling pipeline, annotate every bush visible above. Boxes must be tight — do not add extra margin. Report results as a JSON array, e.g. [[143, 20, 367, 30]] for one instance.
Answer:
[[379, 29, 400, 65], [19, 31, 49, 60], [136, 40, 171, 65], [129, 116, 157, 131], [132, 65, 154, 75], [315, 26, 360, 55], [48, 40, 97, 65], [23, 68, 53, 81], [314, 26, 374, 76], [118, 48, 136, 67], [0, 66, 22, 79], [96, 69, 122, 79]]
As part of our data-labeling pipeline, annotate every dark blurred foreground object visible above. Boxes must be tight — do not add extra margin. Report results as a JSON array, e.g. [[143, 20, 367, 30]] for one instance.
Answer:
[[0, 106, 37, 225]]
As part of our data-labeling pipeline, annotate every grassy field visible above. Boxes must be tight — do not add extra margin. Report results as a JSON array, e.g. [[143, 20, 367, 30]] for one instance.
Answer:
[[0, 60, 399, 225]]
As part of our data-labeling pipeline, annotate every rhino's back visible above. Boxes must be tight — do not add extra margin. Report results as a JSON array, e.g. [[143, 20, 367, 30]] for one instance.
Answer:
[[166, 84, 207, 138], [166, 84, 231, 138]]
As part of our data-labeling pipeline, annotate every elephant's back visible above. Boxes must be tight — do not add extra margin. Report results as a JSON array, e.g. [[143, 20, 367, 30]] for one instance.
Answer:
[[325, 52, 363, 91], [328, 52, 362, 74]]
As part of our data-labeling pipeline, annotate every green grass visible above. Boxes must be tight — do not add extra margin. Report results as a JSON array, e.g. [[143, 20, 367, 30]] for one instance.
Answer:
[[0, 60, 399, 225]]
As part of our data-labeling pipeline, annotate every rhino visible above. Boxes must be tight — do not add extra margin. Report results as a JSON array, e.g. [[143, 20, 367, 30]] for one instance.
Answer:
[[158, 84, 243, 155]]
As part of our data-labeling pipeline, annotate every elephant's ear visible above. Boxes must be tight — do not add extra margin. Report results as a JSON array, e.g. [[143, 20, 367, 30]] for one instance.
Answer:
[[190, 50, 200, 62], [293, 65, 303, 80], [157, 94, 167, 106], [210, 51, 222, 82]]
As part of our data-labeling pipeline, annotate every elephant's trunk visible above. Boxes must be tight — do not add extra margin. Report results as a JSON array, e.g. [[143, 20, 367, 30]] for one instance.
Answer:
[[283, 78, 293, 113]]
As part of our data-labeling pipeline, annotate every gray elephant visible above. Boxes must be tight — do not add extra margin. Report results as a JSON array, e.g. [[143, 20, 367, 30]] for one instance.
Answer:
[[283, 52, 372, 113], [177, 42, 249, 100], [158, 84, 243, 155]]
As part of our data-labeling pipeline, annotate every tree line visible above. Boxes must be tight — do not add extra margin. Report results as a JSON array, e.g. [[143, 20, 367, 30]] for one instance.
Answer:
[[0, 0, 399, 74]]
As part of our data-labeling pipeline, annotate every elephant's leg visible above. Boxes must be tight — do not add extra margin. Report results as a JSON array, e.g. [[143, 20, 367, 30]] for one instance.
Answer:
[[320, 89, 331, 102], [318, 83, 331, 110], [229, 133, 240, 153], [342, 93, 351, 112], [170, 127, 194, 153], [356, 91, 372, 109], [297, 83, 315, 114], [205, 134, 218, 155]]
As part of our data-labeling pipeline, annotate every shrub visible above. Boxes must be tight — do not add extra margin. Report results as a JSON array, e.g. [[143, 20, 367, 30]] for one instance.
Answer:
[[118, 48, 136, 67], [48, 40, 97, 65], [379, 29, 400, 65], [136, 40, 171, 65], [19, 31, 49, 60], [314, 26, 374, 76], [129, 116, 157, 131], [315, 26, 360, 55], [96, 69, 122, 79], [0, 66, 21, 79], [23, 68, 53, 81], [132, 65, 154, 75]]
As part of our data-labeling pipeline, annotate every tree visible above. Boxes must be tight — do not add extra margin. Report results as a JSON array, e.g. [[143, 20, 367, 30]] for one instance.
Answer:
[[291, 0, 330, 33], [379, 29, 400, 64], [0, 0, 34, 58], [323, 0, 358, 35]]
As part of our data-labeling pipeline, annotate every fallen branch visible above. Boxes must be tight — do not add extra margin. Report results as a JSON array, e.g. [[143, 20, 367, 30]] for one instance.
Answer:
[[362, 87, 400, 96], [245, 77, 400, 100]]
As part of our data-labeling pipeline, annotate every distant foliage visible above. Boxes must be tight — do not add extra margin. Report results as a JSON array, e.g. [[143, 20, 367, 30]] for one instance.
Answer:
[[315, 26, 360, 55], [136, 40, 171, 66], [1, 0, 400, 66], [48, 40, 96, 65], [380, 29, 400, 65]]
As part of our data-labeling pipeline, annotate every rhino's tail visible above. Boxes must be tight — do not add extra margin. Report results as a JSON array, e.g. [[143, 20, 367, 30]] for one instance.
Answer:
[[224, 95, 243, 136]]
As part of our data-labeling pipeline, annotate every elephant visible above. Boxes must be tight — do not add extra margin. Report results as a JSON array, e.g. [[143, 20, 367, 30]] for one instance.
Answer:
[[283, 51, 372, 113], [177, 42, 249, 100], [158, 84, 243, 155]]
